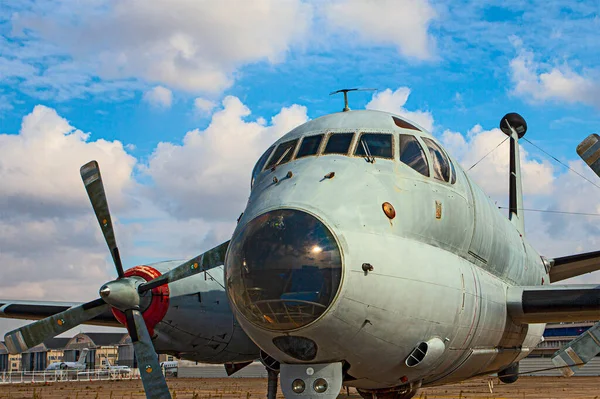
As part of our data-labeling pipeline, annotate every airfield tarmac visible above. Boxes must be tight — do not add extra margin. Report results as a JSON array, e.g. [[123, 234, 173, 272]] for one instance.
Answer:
[[0, 377, 599, 399]]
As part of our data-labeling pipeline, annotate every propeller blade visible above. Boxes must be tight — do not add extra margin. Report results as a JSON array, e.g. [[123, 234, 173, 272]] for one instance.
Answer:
[[4, 298, 109, 354], [80, 160, 125, 278], [138, 241, 229, 293], [125, 309, 171, 399]]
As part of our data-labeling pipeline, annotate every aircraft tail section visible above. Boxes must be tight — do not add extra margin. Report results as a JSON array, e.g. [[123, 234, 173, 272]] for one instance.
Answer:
[[548, 250, 600, 282], [77, 348, 89, 365]]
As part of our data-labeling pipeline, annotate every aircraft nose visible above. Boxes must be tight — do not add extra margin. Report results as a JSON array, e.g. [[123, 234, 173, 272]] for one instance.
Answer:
[[226, 209, 343, 331]]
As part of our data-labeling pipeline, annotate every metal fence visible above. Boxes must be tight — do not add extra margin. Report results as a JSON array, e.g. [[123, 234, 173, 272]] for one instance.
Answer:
[[178, 359, 600, 379], [178, 362, 266, 378], [0, 369, 141, 384]]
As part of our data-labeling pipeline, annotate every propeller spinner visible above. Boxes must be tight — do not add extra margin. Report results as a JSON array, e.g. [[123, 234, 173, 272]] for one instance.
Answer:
[[4, 160, 229, 399]]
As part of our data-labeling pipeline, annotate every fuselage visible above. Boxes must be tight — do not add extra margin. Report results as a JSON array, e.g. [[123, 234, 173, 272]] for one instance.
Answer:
[[148, 262, 259, 364], [46, 362, 85, 371], [224, 110, 547, 389]]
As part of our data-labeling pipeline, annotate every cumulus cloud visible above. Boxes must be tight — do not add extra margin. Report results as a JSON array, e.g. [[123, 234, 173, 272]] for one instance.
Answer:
[[510, 45, 600, 107], [0, 99, 310, 338], [0, 105, 136, 216], [142, 96, 308, 221], [0, 105, 137, 303], [194, 97, 216, 115], [366, 87, 434, 131], [441, 125, 554, 201], [143, 86, 173, 109], [323, 0, 437, 59], [10, 0, 313, 94]]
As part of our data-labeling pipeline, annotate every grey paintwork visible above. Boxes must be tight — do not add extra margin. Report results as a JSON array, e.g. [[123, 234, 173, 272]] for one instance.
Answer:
[[227, 110, 547, 389], [148, 261, 259, 364]]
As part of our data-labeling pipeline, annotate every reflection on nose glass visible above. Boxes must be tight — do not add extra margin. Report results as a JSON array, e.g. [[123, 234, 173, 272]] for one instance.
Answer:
[[226, 209, 342, 331]]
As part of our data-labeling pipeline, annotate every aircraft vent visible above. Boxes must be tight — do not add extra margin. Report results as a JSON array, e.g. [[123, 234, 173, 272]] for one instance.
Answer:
[[405, 338, 446, 369], [406, 342, 428, 367]]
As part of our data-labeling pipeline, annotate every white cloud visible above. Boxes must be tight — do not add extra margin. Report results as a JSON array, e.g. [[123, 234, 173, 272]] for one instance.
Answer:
[[142, 96, 308, 220], [0, 99, 310, 338], [441, 125, 554, 201], [323, 0, 437, 59], [0, 105, 138, 306], [0, 105, 136, 214], [510, 46, 600, 107], [11, 0, 313, 94], [366, 87, 434, 131], [194, 97, 216, 115], [143, 86, 173, 109]]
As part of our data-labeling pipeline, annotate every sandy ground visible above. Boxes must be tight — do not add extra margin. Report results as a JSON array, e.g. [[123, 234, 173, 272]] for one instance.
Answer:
[[0, 377, 599, 399]]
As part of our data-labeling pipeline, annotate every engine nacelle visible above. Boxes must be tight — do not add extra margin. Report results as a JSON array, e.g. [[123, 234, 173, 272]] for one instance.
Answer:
[[111, 265, 170, 336]]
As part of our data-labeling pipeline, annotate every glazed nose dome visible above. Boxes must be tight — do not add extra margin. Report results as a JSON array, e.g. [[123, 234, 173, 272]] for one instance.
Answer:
[[226, 209, 342, 331]]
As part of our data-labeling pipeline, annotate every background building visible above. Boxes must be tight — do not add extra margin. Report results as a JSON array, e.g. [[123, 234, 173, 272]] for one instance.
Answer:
[[530, 322, 595, 358], [0, 342, 8, 371]]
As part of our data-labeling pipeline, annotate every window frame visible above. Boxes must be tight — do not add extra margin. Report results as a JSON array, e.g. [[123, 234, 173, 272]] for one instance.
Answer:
[[449, 156, 457, 184], [251, 145, 275, 187], [295, 134, 325, 159], [421, 137, 453, 183], [322, 132, 356, 156], [263, 138, 300, 171], [353, 132, 395, 160], [398, 134, 430, 177]]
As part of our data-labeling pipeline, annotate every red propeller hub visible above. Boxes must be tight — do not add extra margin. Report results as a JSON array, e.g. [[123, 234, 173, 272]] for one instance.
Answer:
[[111, 265, 170, 336]]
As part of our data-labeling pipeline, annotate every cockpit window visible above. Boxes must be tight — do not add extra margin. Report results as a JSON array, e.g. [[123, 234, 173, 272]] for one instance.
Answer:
[[423, 138, 451, 182], [323, 133, 354, 155], [354, 133, 393, 159], [296, 134, 324, 158], [251, 145, 275, 187], [450, 159, 457, 184], [399, 135, 429, 177], [264, 139, 299, 170]]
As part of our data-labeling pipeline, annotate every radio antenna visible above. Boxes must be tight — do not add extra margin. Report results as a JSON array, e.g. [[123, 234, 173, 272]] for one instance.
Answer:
[[329, 88, 377, 112]]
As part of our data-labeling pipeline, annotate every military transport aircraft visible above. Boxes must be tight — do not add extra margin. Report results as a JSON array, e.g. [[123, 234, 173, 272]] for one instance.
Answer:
[[46, 348, 89, 371], [2, 104, 600, 399]]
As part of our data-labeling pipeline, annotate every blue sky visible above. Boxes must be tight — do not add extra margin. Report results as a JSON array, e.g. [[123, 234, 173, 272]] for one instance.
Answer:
[[1, 0, 600, 335]]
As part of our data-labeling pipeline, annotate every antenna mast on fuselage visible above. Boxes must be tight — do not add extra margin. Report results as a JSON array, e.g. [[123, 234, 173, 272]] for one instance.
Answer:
[[330, 88, 377, 112], [500, 113, 527, 236]]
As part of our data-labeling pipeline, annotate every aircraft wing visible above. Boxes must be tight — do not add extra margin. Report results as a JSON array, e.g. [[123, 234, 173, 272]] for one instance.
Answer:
[[549, 250, 600, 283], [507, 284, 600, 324], [0, 299, 120, 327]]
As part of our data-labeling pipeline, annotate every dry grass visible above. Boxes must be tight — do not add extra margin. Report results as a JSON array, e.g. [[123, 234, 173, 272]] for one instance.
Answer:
[[0, 377, 599, 399]]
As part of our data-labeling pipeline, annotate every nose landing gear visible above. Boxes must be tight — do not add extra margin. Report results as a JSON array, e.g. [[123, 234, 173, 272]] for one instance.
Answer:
[[357, 382, 421, 399], [357, 391, 417, 399]]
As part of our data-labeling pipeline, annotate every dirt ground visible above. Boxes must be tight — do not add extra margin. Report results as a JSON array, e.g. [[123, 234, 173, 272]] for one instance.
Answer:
[[0, 377, 599, 399]]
